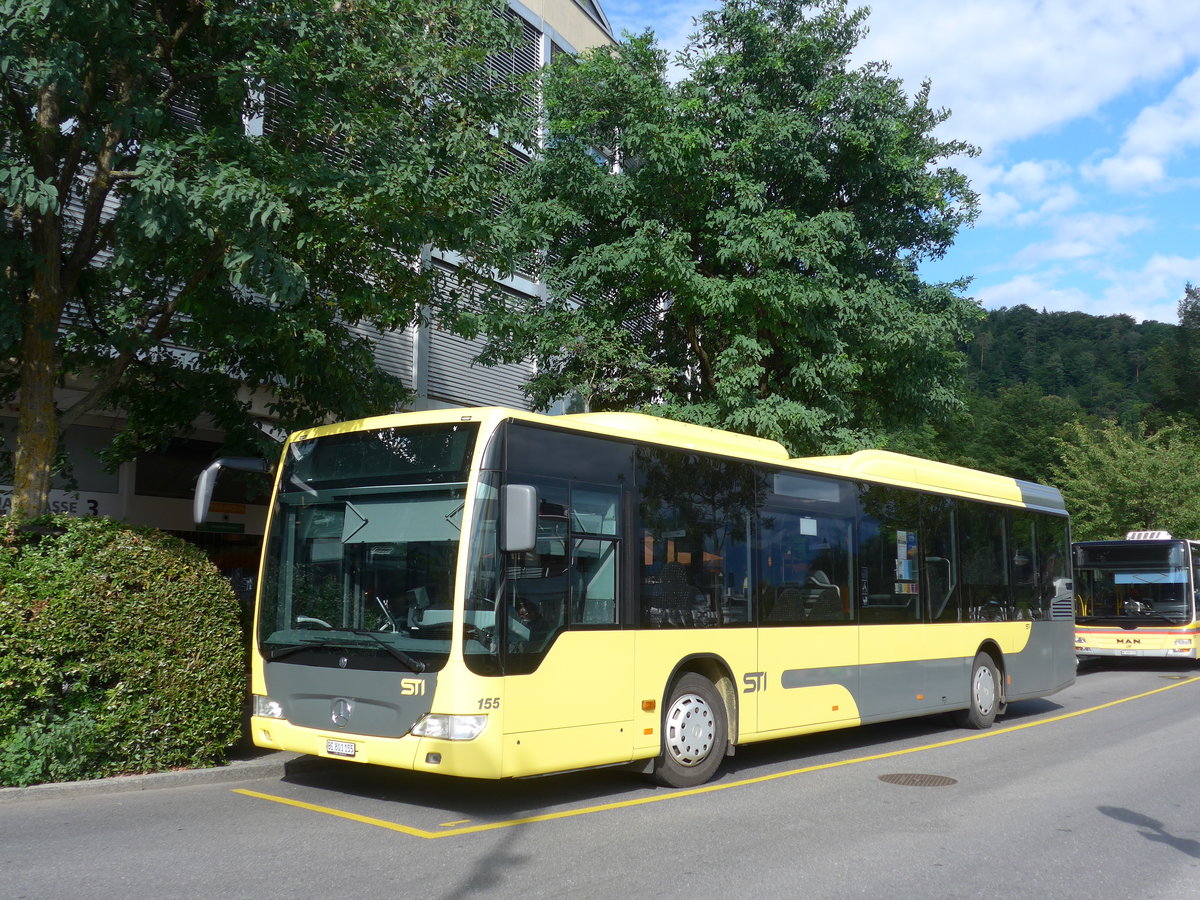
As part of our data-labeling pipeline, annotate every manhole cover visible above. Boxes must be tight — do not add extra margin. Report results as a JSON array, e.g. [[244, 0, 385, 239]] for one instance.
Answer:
[[878, 773, 958, 787]]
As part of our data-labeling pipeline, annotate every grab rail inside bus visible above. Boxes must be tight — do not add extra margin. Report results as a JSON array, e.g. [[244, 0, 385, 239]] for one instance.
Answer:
[[194, 457, 273, 526]]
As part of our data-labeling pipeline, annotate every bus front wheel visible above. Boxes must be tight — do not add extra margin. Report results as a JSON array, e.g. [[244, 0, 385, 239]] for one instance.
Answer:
[[653, 673, 728, 788], [954, 651, 1000, 729]]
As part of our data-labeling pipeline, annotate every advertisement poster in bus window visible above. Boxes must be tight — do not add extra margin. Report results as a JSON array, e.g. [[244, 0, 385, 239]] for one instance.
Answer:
[[895, 530, 919, 595]]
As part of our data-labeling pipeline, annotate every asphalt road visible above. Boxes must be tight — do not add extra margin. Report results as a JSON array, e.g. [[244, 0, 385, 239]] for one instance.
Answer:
[[3, 660, 1199, 899]]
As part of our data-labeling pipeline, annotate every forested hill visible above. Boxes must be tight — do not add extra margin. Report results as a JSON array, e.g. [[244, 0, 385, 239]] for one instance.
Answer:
[[894, 299, 1200, 509], [961, 305, 1179, 423]]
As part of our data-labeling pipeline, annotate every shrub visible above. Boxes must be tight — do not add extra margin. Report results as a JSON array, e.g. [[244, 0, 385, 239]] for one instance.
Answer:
[[0, 515, 244, 786]]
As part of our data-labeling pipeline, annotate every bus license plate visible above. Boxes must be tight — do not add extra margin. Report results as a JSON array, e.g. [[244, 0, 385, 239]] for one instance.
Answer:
[[326, 739, 356, 758]]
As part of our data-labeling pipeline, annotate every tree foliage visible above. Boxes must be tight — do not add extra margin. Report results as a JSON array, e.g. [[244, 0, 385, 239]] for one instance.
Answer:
[[1, 0, 536, 515], [889, 382, 1089, 484], [486, 0, 981, 454], [962, 304, 1178, 428], [892, 294, 1200, 491], [1050, 421, 1200, 541]]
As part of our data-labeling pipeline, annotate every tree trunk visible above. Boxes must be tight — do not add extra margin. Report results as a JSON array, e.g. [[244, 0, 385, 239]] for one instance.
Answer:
[[11, 81, 68, 519], [12, 271, 65, 519]]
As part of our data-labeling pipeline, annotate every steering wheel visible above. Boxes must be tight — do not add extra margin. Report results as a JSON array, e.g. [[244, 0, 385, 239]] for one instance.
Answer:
[[374, 595, 401, 633]]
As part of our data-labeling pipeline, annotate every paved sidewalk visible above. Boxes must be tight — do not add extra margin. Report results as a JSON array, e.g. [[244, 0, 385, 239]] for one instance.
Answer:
[[0, 749, 320, 804]]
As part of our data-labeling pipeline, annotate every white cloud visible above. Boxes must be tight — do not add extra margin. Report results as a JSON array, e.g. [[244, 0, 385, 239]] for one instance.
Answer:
[[976, 254, 1200, 323], [975, 274, 1092, 314], [966, 158, 1079, 227], [1084, 67, 1200, 191], [1014, 213, 1152, 265], [855, 1, 1200, 153], [1096, 253, 1200, 322]]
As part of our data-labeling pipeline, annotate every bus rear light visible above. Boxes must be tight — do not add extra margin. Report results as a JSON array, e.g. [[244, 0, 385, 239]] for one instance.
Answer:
[[411, 714, 487, 741]]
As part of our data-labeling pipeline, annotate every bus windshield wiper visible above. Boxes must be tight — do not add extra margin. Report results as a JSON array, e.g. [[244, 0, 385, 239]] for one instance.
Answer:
[[351, 630, 427, 673], [267, 640, 334, 661], [268, 634, 426, 673], [1127, 612, 1183, 624]]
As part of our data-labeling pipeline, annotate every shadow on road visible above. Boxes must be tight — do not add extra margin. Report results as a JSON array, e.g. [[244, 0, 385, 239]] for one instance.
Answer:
[[1098, 806, 1200, 858], [1076, 658, 1200, 677], [276, 696, 1066, 822]]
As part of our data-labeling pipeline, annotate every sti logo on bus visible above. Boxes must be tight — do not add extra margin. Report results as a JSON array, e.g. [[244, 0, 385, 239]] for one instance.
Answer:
[[743, 672, 766, 693], [401, 678, 426, 696]]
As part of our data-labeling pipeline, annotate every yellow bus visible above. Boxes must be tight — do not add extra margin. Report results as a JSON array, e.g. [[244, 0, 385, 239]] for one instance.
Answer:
[[1074, 532, 1200, 661], [233, 407, 1075, 787]]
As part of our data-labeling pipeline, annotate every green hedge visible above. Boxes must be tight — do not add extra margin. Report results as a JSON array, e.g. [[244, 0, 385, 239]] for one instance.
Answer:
[[0, 516, 244, 787]]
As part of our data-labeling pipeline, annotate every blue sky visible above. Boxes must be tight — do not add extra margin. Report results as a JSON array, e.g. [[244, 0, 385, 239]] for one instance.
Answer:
[[596, 0, 1200, 324]]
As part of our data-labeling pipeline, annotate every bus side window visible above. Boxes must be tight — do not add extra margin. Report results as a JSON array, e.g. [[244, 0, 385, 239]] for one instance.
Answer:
[[569, 484, 621, 626], [758, 507, 851, 625], [505, 481, 571, 657], [959, 502, 1011, 621], [636, 449, 755, 628], [1036, 514, 1070, 616], [922, 496, 959, 623], [574, 538, 618, 624], [1011, 511, 1038, 619], [858, 485, 923, 624]]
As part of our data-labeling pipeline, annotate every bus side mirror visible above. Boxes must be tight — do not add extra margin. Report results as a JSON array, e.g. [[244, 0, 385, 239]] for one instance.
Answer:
[[501, 484, 538, 553], [194, 457, 272, 526]]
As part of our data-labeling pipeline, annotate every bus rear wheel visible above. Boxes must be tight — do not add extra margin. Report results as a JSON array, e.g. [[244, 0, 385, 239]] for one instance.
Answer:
[[653, 673, 728, 788], [954, 651, 1000, 729]]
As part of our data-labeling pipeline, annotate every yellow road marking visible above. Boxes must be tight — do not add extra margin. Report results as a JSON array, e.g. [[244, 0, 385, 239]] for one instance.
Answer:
[[234, 675, 1200, 839]]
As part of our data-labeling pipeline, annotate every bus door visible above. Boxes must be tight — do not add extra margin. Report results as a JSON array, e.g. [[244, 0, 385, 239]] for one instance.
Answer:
[[499, 480, 635, 773], [857, 490, 959, 720], [756, 500, 858, 733]]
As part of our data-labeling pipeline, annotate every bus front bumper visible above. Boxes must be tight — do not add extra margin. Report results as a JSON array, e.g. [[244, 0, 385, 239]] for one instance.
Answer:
[[249, 714, 504, 778]]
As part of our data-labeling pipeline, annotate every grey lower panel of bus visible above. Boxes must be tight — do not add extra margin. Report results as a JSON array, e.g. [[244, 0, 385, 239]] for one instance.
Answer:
[[779, 624, 1074, 721], [1006, 622, 1076, 701], [266, 663, 437, 738]]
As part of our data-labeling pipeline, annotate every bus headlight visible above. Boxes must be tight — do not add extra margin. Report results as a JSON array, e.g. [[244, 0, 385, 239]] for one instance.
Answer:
[[253, 694, 285, 719], [411, 714, 487, 741], [1175, 639, 1193, 646]]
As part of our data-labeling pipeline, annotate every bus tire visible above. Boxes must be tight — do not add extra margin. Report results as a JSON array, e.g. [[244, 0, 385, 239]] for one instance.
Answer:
[[653, 673, 728, 788], [953, 651, 1000, 729]]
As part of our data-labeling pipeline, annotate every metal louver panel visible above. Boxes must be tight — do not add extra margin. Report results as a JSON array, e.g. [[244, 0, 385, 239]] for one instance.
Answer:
[[426, 328, 532, 407], [349, 321, 415, 381], [1050, 594, 1075, 621], [425, 263, 534, 407]]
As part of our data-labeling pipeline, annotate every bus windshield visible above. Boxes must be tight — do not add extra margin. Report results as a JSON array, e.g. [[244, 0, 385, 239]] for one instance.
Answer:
[[258, 423, 478, 671], [1075, 542, 1194, 624]]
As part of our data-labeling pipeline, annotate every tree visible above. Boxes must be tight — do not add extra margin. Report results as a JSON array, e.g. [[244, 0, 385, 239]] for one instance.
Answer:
[[890, 383, 1089, 485], [487, 0, 981, 454], [1, 0, 536, 516], [1149, 281, 1200, 425], [1050, 421, 1200, 541]]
